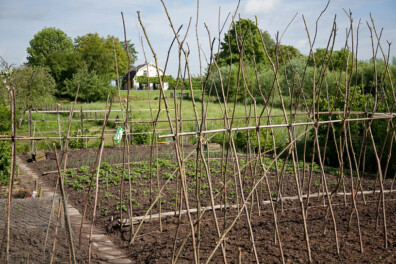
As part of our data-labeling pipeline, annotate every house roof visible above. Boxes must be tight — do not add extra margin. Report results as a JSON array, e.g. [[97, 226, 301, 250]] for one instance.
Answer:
[[122, 62, 165, 83]]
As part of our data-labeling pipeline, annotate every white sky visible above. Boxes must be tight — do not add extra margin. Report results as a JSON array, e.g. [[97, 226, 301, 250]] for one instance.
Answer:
[[1, 0, 395, 76]]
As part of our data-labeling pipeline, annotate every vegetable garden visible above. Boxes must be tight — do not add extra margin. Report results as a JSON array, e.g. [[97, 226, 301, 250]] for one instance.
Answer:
[[1, 1, 396, 263]]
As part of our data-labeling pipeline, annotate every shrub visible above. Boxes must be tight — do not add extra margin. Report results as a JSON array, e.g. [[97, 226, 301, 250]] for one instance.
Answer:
[[69, 138, 84, 148], [210, 131, 230, 146], [0, 104, 11, 132], [234, 128, 274, 153], [0, 103, 11, 185], [309, 85, 395, 176], [131, 123, 151, 145], [0, 141, 11, 185], [63, 66, 111, 102]]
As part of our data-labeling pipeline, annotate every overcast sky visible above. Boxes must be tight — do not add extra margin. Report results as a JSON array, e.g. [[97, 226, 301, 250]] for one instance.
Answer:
[[1, 0, 395, 76]]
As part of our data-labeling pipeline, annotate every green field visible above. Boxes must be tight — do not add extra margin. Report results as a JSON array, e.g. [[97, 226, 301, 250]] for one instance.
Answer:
[[17, 90, 307, 153]]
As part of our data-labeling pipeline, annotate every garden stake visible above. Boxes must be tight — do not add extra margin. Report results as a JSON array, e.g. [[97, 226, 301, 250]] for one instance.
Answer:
[[49, 198, 62, 264], [53, 143, 77, 264], [138, 9, 200, 264]]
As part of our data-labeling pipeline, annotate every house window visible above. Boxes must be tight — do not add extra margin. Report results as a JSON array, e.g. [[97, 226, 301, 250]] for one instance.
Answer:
[[143, 70, 147, 76]]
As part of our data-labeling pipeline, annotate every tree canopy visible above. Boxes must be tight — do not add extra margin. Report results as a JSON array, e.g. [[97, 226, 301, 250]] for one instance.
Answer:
[[74, 33, 129, 82], [12, 65, 56, 110], [120, 40, 138, 64], [217, 18, 275, 66], [63, 66, 111, 102], [25, 28, 138, 101], [27, 27, 74, 66]]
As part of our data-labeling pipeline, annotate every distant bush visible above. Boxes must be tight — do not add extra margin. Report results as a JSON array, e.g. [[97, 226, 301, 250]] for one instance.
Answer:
[[210, 132, 230, 146], [132, 123, 151, 145], [69, 138, 84, 149], [0, 103, 11, 185], [234, 128, 274, 153], [63, 66, 111, 102], [309, 85, 395, 175], [0, 141, 11, 185]]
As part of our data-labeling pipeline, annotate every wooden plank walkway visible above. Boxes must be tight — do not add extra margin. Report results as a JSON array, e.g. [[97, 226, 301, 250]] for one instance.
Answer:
[[17, 157, 132, 264]]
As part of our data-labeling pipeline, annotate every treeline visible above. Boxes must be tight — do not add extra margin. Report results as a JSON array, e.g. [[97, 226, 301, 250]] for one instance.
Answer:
[[206, 18, 395, 175], [208, 19, 396, 106], [28, 28, 138, 101], [1, 28, 138, 107]]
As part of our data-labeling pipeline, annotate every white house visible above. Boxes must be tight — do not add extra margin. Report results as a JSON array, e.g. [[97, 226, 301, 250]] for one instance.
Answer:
[[123, 62, 169, 90]]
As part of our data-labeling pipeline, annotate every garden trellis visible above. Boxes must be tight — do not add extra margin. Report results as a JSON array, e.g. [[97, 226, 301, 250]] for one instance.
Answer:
[[1, 1, 396, 263]]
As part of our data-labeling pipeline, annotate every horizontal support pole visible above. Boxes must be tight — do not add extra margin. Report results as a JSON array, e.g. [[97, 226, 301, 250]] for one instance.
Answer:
[[158, 114, 396, 138]]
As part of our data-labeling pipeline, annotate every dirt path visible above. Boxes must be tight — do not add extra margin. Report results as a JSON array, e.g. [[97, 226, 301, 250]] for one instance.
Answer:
[[16, 157, 133, 264]]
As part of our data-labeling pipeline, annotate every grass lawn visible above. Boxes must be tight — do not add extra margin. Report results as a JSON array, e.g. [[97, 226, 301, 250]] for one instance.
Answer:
[[16, 90, 308, 153]]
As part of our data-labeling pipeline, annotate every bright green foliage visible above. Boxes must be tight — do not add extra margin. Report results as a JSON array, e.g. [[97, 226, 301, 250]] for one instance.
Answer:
[[68, 138, 85, 149], [0, 104, 11, 132], [0, 141, 11, 185], [27, 27, 74, 67], [0, 102, 11, 186], [210, 64, 275, 102], [26, 28, 138, 96], [136, 75, 174, 84], [309, 48, 356, 72], [268, 44, 303, 65], [12, 65, 56, 110], [234, 128, 274, 153], [131, 123, 151, 145], [45, 51, 82, 93], [74, 34, 130, 82], [217, 18, 275, 66], [120, 40, 138, 64], [63, 66, 111, 102], [168, 76, 202, 90], [313, 85, 394, 175], [26, 28, 79, 94]]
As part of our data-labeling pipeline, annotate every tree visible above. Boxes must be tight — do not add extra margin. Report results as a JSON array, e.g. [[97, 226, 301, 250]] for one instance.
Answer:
[[0, 58, 12, 186], [11, 65, 56, 127], [0, 103, 11, 185], [312, 86, 395, 175], [74, 34, 131, 82], [310, 48, 355, 72], [45, 51, 82, 94], [120, 40, 138, 65], [217, 18, 275, 66], [63, 66, 111, 102], [210, 63, 275, 102], [27, 27, 74, 66], [1, 57, 15, 105], [26, 28, 78, 95], [268, 44, 303, 65]]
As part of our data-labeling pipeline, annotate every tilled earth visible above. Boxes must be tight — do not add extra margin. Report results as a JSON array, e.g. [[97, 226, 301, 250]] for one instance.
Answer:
[[19, 146, 396, 263], [0, 197, 104, 263]]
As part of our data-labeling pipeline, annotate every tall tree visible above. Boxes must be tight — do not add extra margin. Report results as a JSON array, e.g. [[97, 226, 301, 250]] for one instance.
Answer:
[[11, 65, 56, 127], [120, 40, 138, 65], [217, 18, 275, 66], [310, 48, 355, 72], [27, 27, 74, 66], [269, 44, 303, 65], [27, 28, 78, 94], [74, 34, 132, 82], [63, 66, 110, 102]]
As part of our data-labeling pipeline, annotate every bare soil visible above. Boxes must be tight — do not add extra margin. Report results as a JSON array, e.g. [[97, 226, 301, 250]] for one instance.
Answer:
[[16, 146, 396, 263]]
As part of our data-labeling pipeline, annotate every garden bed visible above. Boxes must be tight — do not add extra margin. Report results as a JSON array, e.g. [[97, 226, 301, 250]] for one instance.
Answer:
[[26, 146, 396, 263]]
